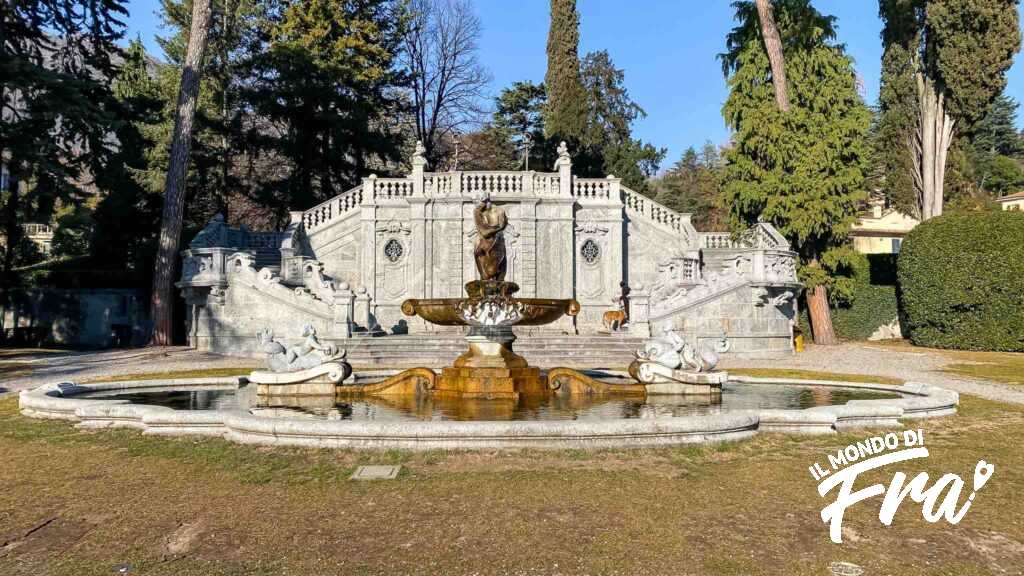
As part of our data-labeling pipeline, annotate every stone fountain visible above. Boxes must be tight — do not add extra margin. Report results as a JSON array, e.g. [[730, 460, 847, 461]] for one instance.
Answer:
[[249, 194, 728, 403], [401, 193, 580, 399]]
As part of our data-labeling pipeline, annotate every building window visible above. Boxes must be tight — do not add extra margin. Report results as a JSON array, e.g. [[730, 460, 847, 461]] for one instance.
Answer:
[[384, 238, 404, 263], [891, 238, 902, 253], [580, 239, 600, 264]]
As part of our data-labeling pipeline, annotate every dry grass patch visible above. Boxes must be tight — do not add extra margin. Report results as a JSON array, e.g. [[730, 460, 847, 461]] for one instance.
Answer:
[[81, 367, 260, 383], [1, 395, 1022, 575], [865, 341, 1024, 386]]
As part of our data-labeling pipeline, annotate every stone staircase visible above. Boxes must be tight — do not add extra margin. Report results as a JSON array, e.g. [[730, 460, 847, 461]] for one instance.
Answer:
[[341, 334, 645, 369]]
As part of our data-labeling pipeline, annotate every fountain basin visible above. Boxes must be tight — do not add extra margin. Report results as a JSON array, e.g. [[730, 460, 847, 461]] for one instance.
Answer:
[[18, 375, 959, 450], [400, 297, 580, 327]]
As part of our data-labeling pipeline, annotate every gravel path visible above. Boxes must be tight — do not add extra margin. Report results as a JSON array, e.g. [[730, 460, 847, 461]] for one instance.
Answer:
[[2, 342, 1022, 405], [723, 342, 1024, 405], [0, 347, 255, 394]]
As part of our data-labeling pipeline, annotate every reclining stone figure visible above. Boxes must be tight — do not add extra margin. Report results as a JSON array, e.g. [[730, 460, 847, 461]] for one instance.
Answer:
[[256, 324, 343, 373]]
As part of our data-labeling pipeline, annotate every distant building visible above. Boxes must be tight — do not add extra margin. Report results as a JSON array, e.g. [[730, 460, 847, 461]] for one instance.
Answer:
[[23, 223, 54, 255], [997, 191, 1024, 211], [850, 201, 919, 254]]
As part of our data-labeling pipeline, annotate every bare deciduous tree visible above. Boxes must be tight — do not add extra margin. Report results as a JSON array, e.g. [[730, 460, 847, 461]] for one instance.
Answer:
[[402, 0, 491, 168]]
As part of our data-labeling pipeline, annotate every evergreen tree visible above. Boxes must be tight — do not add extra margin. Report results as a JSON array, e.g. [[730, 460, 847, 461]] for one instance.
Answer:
[[483, 65, 663, 191], [154, 0, 262, 224], [486, 81, 551, 170], [878, 0, 1021, 220], [90, 39, 165, 284], [242, 0, 409, 212], [721, 0, 871, 344], [544, 0, 586, 144], [151, 0, 213, 345], [579, 50, 665, 192], [974, 94, 1023, 158], [653, 143, 726, 230], [874, 2, 920, 217], [1, 0, 128, 283]]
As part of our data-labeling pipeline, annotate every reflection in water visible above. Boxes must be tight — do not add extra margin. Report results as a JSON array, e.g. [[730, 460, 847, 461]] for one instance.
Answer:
[[84, 382, 901, 423]]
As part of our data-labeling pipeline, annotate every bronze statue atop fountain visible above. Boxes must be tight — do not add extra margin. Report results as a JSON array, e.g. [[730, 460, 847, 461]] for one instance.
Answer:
[[400, 194, 582, 398], [473, 193, 507, 283]]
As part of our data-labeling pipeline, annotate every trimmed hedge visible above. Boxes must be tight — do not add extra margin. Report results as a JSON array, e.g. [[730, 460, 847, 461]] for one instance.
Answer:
[[798, 254, 900, 342], [898, 211, 1024, 351], [832, 254, 900, 340]]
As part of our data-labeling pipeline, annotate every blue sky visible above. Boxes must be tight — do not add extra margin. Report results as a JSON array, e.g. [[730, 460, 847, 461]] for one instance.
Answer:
[[123, 0, 1024, 167]]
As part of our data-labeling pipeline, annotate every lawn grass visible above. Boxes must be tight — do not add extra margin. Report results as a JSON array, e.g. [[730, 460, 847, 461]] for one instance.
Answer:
[[2, 394, 1022, 575], [942, 361, 1024, 386], [81, 367, 260, 383], [727, 367, 904, 386]]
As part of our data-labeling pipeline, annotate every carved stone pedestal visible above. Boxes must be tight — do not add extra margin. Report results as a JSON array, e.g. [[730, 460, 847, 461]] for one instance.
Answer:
[[628, 358, 728, 395], [435, 326, 546, 399], [249, 362, 352, 396]]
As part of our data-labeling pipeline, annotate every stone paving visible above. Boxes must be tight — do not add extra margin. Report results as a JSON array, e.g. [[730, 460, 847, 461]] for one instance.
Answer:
[[2, 342, 1022, 406], [0, 347, 254, 394]]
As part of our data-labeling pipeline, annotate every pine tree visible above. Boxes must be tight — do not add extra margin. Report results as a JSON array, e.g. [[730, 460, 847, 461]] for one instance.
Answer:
[[1, 0, 128, 283], [974, 94, 1023, 158], [151, 0, 213, 345], [579, 50, 665, 191], [653, 143, 725, 230], [242, 0, 408, 211], [544, 0, 587, 144], [154, 0, 262, 223], [721, 0, 871, 345], [90, 39, 165, 283]]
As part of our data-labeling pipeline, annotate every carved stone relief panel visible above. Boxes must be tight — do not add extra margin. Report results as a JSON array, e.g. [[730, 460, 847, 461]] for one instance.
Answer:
[[375, 220, 412, 303], [575, 216, 609, 301]]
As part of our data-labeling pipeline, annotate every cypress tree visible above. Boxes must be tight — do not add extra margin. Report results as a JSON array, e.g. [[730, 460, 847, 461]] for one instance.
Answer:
[[878, 0, 1021, 220], [544, 0, 587, 143]]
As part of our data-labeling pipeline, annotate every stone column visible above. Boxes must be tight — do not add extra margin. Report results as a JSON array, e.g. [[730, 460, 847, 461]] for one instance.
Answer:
[[629, 286, 651, 337], [519, 199, 539, 297], [332, 282, 354, 339], [407, 197, 429, 333], [359, 176, 378, 303], [353, 286, 376, 333]]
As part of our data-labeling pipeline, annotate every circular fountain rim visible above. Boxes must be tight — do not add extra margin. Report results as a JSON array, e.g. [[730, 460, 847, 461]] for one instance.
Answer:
[[18, 375, 958, 450]]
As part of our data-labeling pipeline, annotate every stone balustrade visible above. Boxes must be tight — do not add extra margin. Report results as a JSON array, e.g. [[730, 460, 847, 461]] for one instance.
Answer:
[[303, 184, 363, 231], [573, 177, 614, 200], [373, 177, 415, 199], [700, 224, 787, 250], [622, 188, 688, 236], [300, 169, 696, 244]]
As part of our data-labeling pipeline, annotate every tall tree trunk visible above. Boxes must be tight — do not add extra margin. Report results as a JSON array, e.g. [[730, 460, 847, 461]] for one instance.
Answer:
[[755, 0, 790, 112], [806, 284, 838, 345], [913, 72, 955, 220], [149, 0, 213, 346], [1, 167, 21, 289]]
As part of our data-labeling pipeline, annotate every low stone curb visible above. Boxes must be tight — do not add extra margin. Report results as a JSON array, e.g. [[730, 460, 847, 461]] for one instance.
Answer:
[[17, 376, 959, 450]]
